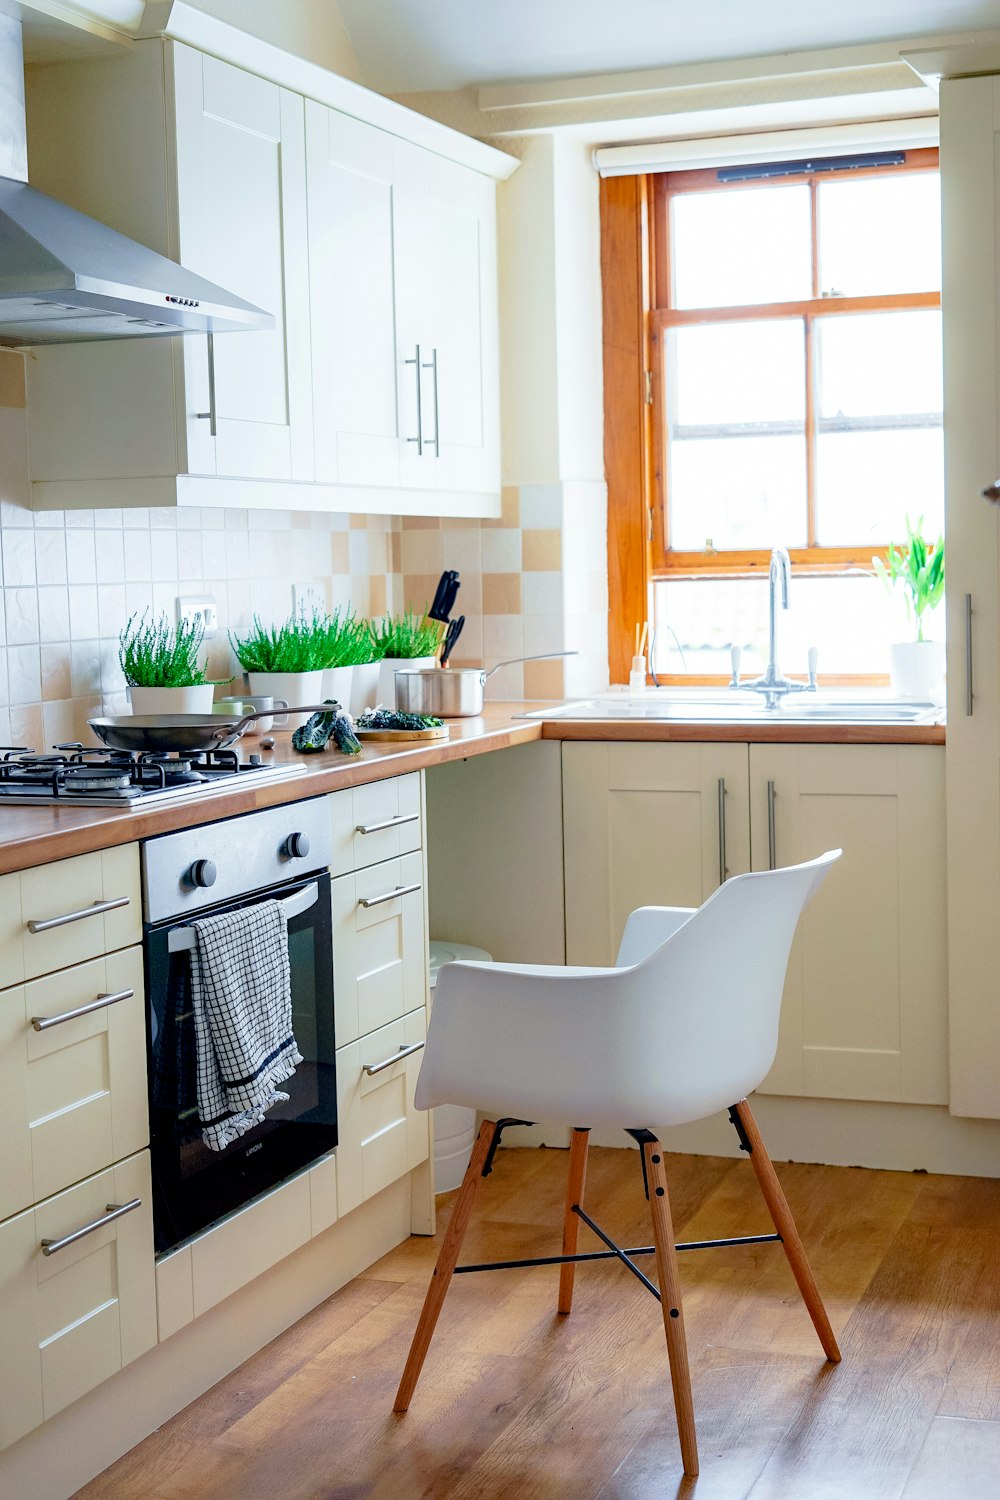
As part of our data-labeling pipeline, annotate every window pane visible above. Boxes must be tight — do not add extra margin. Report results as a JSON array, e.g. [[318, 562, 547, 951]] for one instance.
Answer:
[[818, 171, 940, 297], [817, 428, 944, 546], [817, 310, 942, 419], [672, 184, 811, 308], [669, 435, 807, 550], [671, 321, 805, 426]]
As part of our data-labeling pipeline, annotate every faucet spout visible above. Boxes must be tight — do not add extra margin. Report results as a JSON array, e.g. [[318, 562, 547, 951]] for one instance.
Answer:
[[731, 547, 816, 710]]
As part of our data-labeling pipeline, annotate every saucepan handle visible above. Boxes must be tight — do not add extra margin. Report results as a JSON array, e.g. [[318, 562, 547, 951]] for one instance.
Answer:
[[482, 651, 578, 683], [211, 705, 333, 744]]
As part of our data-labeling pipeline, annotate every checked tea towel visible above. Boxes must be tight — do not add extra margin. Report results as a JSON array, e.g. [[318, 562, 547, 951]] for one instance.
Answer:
[[189, 899, 302, 1152]]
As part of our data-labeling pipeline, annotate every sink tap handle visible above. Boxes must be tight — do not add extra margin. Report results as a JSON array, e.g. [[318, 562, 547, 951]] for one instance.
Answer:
[[807, 646, 818, 689], [729, 645, 742, 689]]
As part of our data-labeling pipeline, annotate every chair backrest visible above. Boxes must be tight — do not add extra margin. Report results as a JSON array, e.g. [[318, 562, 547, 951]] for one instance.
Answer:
[[619, 849, 841, 1124]]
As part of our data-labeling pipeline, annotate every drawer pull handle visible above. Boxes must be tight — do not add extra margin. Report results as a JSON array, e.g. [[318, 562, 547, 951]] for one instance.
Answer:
[[40, 1198, 142, 1257], [358, 882, 422, 909], [364, 1040, 425, 1076], [27, 896, 130, 934], [355, 813, 419, 835], [31, 987, 134, 1032]]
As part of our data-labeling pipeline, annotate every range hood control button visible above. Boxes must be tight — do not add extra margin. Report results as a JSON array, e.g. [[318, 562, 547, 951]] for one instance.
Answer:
[[284, 832, 310, 860], [189, 859, 217, 888]]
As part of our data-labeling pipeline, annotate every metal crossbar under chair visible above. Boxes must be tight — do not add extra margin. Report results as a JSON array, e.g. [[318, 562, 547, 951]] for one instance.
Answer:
[[393, 850, 843, 1478]]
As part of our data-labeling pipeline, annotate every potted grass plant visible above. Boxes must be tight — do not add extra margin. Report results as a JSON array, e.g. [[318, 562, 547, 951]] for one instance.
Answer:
[[229, 612, 331, 728], [369, 609, 444, 708], [873, 519, 946, 698], [119, 611, 217, 715], [314, 608, 373, 709]]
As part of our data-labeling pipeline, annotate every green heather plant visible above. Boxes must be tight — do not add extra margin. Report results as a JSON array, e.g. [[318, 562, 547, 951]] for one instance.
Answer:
[[873, 518, 945, 643], [315, 607, 375, 668], [229, 612, 332, 674], [119, 612, 209, 688], [368, 609, 443, 660]]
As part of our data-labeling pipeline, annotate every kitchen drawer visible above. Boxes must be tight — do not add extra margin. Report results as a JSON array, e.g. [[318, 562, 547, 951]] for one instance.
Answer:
[[0, 845, 141, 989], [329, 773, 422, 876], [336, 1007, 428, 1217], [0, 1149, 156, 1451], [0, 947, 147, 1224], [332, 849, 427, 1047]]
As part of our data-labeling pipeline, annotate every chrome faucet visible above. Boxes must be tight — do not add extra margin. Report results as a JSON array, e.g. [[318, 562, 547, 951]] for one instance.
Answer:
[[729, 547, 818, 710]]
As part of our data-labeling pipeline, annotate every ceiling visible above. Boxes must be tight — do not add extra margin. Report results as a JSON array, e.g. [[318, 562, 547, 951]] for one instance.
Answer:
[[336, 0, 1000, 93]]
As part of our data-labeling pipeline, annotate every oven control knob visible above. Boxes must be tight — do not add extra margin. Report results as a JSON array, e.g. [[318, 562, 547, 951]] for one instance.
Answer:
[[189, 858, 217, 889], [284, 832, 310, 860]]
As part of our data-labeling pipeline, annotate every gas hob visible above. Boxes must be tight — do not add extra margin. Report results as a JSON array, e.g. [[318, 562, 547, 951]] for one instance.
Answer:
[[0, 744, 306, 807]]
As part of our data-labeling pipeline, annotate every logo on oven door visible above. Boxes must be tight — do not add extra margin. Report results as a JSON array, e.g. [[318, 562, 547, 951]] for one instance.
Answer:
[[245, 1141, 263, 1157]]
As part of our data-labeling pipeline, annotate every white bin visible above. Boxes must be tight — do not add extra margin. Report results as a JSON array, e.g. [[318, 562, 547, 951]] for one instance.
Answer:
[[429, 939, 492, 1193]]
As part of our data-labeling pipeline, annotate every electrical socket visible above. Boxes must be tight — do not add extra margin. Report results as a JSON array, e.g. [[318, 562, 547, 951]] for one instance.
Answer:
[[176, 594, 218, 638], [292, 582, 326, 617]]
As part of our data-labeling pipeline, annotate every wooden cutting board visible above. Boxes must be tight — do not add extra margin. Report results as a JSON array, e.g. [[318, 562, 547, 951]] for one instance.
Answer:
[[355, 725, 450, 742]]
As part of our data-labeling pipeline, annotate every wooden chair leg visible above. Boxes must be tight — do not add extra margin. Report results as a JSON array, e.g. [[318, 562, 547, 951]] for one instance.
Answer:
[[558, 1128, 591, 1314], [732, 1098, 842, 1363], [643, 1138, 699, 1478], [394, 1118, 497, 1413]]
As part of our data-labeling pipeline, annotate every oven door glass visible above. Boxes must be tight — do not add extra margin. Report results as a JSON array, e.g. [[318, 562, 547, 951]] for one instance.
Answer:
[[146, 871, 336, 1253]]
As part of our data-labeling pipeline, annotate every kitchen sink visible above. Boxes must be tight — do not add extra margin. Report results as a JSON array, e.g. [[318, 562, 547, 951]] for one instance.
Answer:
[[520, 693, 944, 725]]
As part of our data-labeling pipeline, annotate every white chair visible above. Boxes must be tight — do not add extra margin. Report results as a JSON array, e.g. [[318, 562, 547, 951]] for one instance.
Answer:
[[394, 850, 843, 1477]]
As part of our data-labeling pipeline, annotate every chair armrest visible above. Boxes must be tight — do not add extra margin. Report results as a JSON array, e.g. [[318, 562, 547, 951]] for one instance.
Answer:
[[615, 906, 696, 967]]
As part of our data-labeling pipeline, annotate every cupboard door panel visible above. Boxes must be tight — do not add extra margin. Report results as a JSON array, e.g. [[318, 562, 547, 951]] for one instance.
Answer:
[[563, 742, 751, 966], [329, 773, 422, 876], [17, 846, 141, 981], [335, 1008, 428, 1217], [332, 851, 426, 1047], [750, 745, 947, 1105]]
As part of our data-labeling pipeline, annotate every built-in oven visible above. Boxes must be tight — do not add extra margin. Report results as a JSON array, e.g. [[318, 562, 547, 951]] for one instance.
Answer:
[[142, 797, 336, 1254]]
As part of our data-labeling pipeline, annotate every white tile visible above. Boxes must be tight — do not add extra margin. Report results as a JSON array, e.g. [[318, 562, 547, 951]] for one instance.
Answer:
[[201, 530, 228, 577], [519, 483, 563, 529], [34, 510, 64, 529], [523, 571, 564, 615], [224, 531, 249, 580], [64, 509, 94, 528], [522, 613, 564, 657], [66, 528, 97, 584], [95, 529, 125, 584], [152, 531, 179, 582], [483, 613, 523, 658], [0, 706, 11, 744], [8, 703, 42, 750], [98, 583, 128, 639], [2, 528, 36, 586], [224, 508, 248, 530], [94, 508, 123, 529], [123, 529, 153, 581], [123, 508, 150, 529], [149, 508, 177, 529], [482, 527, 521, 573], [5, 588, 39, 646], [42, 699, 76, 747], [70, 641, 102, 697], [34, 529, 67, 586], [7, 644, 40, 705], [37, 587, 70, 644], [68, 584, 100, 639], [0, 651, 7, 707]]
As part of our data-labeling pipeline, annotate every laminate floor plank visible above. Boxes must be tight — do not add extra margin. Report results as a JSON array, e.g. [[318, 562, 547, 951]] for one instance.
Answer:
[[72, 1148, 1000, 1500]]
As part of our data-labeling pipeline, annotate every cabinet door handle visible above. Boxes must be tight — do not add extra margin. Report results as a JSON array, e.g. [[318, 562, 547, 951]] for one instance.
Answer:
[[195, 331, 218, 437], [31, 987, 134, 1032], [363, 1040, 425, 1076], [27, 895, 130, 934], [40, 1198, 142, 1257], [767, 780, 777, 870], [358, 882, 422, 909], [965, 592, 974, 717], [422, 347, 440, 457], [717, 777, 728, 886], [405, 344, 424, 454], [355, 813, 419, 835]]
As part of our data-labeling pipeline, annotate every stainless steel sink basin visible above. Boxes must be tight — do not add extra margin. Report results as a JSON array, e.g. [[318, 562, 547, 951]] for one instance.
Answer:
[[521, 694, 944, 725]]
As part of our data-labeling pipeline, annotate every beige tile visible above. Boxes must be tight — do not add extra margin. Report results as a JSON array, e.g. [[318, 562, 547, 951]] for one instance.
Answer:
[[349, 513, 367, 529], [0, 352, 25, 410], [482, 573, 522, 614], [389, 529, 402, 574], [401, 528, 443, 576], [400, 515, 441, 531], [484, 485, 520, 529], [523, 658, 565, 700], [9, 703, 42, 748], [400, 574, 442, 615], [522, 529, 562, 571], [368, 575, 387, 617], [330, 533, 351, 574]]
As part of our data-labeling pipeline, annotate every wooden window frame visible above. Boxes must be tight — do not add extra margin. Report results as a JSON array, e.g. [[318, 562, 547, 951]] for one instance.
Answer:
[[602, 149, 941, 686]]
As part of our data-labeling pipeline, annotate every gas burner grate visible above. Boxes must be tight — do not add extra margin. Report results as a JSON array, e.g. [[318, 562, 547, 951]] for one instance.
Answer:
[[0, 742, 307, 806]]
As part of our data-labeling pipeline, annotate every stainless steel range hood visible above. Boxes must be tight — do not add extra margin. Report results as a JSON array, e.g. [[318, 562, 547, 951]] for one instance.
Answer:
[[0, 16, 272, 346]]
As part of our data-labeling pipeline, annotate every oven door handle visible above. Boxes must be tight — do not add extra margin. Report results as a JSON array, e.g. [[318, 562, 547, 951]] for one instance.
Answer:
[[166, 881, 320, 953]]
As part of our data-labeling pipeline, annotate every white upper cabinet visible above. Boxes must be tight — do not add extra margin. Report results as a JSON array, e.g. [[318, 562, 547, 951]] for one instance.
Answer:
[[305, 107, 500, 508], [24, 32, 513, 517]]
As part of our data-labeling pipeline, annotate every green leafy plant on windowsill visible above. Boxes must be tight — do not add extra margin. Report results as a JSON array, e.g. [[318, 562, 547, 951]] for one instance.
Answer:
[[229, 612, 334, 674], [119, 611, 214, 687], [872, 519, 945, 642], [368, 609, 444, 660]]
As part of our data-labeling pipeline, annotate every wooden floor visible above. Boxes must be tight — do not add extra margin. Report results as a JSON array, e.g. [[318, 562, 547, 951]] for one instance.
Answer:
[[77, 1145, 1000, 1500]]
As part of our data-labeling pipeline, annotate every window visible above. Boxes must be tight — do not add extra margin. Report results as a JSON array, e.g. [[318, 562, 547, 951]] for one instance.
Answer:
[[601, 148, 943, 684]]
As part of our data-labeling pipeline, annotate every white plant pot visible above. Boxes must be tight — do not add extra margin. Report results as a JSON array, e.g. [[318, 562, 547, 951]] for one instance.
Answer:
[[889, 641, 946, 699], [247, 671, 325, 729], [377, 655, 438, 710], [322, 665, 354, 709], [350, 661, 380, 716], [128, 684, 215, 715]]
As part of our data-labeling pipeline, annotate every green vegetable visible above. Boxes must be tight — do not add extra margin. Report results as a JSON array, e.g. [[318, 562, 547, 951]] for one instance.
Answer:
[[872, 518, 945, 643], [368, 609, 443, 660], [291, 702, 362, 756], [119, 611, 213, 688], [356, 709, 443, 731]]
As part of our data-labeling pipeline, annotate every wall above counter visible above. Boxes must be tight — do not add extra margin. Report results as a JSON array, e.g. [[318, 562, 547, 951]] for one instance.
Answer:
[[19, 8, 516, 519]]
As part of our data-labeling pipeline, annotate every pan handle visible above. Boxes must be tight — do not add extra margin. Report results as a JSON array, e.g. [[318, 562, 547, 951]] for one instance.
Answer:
[[482, 651, 578, 683], [211, 705, 337, 744]]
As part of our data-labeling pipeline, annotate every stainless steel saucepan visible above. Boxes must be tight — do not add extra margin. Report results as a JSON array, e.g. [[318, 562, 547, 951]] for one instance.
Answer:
[[88, 706, 330, 754], [393, 653, 576, 718]]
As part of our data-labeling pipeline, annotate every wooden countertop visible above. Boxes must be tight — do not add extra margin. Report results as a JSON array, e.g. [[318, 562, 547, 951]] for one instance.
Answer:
[[0, 703, 945, 875]]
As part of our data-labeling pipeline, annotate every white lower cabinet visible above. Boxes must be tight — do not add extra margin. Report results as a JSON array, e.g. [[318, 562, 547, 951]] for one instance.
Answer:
[[332, 850, 426, 1046], [329, 772, 422, 876], [336, 1007, 429, 1217], [0, 845, 141, 989], [0, 1150, 156, 1451], [562, 741, 947, 1106]]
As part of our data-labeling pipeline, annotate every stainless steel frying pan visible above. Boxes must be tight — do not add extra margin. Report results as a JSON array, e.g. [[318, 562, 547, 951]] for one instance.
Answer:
[[88, 706, 330, 754]]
